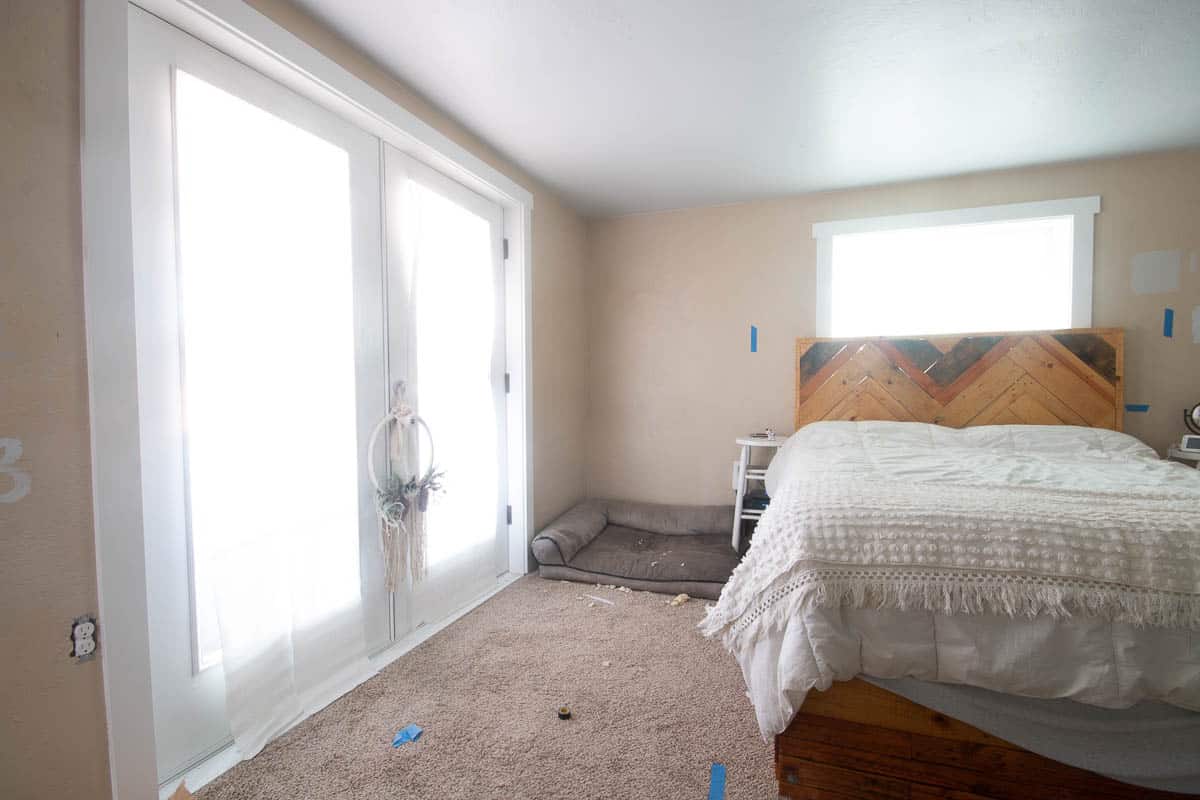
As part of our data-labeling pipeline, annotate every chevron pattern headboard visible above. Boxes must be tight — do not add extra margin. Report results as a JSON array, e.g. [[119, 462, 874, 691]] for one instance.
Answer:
[[794, 328, 1124, 431]]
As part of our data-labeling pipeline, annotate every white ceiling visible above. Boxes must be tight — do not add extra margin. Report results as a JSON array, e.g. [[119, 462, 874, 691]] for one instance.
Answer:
[[293, 0, 1200, 217]]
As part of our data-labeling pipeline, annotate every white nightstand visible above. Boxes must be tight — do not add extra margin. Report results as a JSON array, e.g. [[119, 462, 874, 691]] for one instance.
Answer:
[[732, 436, 785, 551], [1167, 445, 1200, 468]]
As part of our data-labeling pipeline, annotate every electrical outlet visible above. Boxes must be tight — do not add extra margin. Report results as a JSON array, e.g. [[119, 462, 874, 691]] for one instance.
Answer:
[[70, 615, 97, 662]]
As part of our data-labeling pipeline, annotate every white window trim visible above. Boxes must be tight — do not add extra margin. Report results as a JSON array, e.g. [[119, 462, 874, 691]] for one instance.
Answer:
[[81, 2, 535, 797], [812, 196, 1100, 337]]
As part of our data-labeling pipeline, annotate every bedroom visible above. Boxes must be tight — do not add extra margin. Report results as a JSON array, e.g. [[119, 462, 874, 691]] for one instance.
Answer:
[[2, 1, 1199, 798]]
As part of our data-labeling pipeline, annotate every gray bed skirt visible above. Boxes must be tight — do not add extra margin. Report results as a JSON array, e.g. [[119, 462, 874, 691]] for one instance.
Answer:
[[867, 676, 1200, 795]]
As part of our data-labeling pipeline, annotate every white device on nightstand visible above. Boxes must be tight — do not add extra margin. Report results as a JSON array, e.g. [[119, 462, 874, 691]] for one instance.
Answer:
[[1182, 404, 1200, 453], [1168, 403, 1200, 467]]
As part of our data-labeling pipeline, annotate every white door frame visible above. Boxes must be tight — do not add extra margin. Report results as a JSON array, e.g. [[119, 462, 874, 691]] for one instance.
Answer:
[[81, 2, 534, 797]]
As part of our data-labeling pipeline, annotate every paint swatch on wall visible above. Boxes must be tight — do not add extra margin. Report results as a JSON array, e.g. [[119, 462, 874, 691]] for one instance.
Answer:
[[1131, 250, 1182, 295], [1164, 308, 1175, 338], [750, 325, 758, 353], [1125, 403, 1150, 413]]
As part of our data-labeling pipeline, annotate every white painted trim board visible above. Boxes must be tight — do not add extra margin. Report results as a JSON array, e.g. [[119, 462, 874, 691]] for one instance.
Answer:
[[811, 196, 1100, 238], [81, 2, 161, 797]]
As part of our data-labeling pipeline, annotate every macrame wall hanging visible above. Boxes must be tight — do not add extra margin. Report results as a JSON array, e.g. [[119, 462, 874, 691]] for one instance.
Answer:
[[367, 387, 443, 591]]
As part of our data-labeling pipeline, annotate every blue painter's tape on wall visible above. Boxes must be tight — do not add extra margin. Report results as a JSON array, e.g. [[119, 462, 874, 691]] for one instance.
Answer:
[[708, 763, 727, 800], [750, 325, 758, 353], [1164, 308, 1175, 338], [1125, 404, 1151, 413]]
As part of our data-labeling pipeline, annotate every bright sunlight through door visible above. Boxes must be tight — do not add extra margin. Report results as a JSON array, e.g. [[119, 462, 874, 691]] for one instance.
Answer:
[[411, 182, 502, 568], [174, 70, 362, 671]]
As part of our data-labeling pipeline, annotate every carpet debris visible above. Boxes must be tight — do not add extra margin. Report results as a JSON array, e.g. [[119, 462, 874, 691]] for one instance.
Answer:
[[668, 593, 690, 607], [195, 576, 776, 798], [585, 594, 615, 606], [602, 660, 612, 667], [616, 586, 632, 593], [392, 723, 423, 747]]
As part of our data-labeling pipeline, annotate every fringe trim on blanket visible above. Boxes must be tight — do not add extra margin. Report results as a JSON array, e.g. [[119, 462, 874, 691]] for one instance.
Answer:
[[700, 569, 1200, 652]]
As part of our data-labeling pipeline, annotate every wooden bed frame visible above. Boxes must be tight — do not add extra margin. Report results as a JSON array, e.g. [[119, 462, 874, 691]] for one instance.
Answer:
[[780, 678, 1191, 799], [778, 329, 1193, 798], [794, 328, 1123, 431]]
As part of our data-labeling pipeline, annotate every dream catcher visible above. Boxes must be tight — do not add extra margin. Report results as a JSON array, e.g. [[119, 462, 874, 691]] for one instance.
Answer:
[[367, 387, 443, 590]]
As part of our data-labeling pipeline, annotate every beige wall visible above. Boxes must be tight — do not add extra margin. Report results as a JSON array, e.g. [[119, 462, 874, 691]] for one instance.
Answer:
[[587, 149, 1200, 505], [4, 1, 1198, 796], [1, 1, 587, 797], [0, 2, 112, 797]]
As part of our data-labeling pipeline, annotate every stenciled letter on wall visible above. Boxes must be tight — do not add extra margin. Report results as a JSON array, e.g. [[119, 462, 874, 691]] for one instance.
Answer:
[[0, 437, 32, 503]]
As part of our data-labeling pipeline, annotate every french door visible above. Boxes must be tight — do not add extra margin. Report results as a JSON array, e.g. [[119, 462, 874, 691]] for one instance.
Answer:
[[129, 6, 508, 785], [385, 148, 510, 631]]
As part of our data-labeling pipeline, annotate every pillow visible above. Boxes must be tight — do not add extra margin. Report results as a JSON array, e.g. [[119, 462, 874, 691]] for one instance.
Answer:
[[789, 419, 1156, 457]]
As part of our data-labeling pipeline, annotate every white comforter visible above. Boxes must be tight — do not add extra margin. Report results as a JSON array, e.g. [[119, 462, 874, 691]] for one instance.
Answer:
[[705, 421, 1200, 738]]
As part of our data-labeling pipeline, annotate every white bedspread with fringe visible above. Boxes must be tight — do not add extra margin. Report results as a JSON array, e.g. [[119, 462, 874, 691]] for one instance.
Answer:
[[702, 421, 1200, 738]]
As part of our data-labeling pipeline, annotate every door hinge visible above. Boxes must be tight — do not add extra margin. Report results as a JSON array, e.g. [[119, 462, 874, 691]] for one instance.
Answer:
[[504, 372, 511, 393], [506, 505, 513, 525], [502, 238, 509, 260]]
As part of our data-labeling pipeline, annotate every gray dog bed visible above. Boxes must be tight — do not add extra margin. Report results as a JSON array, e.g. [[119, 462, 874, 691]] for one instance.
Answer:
[[531, 499, 739, 600]]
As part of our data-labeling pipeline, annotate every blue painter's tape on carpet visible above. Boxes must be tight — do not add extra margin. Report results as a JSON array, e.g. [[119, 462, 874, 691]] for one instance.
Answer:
[[708, 763, 726, 800], [750, 325, 758, 353], [1164, 308, 1175, 338], [1125, 404, 1150, 413], [392, 723, 423, 747]]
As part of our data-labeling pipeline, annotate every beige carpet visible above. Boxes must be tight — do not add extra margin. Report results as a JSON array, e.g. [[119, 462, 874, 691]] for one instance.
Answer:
[[196, 576, 775, 799]]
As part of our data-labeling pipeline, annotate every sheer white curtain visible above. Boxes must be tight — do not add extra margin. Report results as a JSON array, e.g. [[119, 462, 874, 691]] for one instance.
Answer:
[[383, 145, 507, 628], [175, 70, 371, 758]]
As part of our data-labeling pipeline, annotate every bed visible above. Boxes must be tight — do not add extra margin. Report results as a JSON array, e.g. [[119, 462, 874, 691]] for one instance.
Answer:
[[701, 329, 1200, 797]]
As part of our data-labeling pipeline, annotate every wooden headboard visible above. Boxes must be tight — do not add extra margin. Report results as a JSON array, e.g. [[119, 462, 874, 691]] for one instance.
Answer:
[[794, 328, 1124, 431]]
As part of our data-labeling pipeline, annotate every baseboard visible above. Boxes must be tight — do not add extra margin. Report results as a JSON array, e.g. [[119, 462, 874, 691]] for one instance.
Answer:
[[158, 572, 522, 798]]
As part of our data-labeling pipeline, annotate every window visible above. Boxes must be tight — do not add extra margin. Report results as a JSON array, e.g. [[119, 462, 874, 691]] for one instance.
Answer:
[[812, 197, 1099, 338]]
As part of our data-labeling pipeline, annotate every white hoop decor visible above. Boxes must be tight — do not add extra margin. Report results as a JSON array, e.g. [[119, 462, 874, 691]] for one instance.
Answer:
[[367, 401, 442, 590]]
